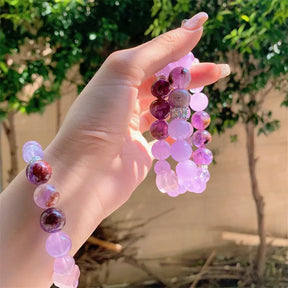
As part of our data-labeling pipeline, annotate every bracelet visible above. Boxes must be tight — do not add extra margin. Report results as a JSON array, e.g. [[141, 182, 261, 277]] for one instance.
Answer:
[[22, 141, 80, 288], [150, 52, 213, 197]]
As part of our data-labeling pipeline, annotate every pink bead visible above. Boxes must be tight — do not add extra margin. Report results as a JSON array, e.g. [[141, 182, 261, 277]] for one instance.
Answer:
[[34, 184, 60, 208], [53, 264, 80, 288], [156, 170, 179, 193], [176, 160, 197, 187], [193, 148, 213, 165], [191, 111, 211, 130], [46, 232, 72, 258], [190, 86, 204, 93], [190, 92, 209, 111], [168, 119, 193, 140], [154, 160, 171, 175], [22, 141, 43, 163], [187, 177, 206, 193], [198, 166, 210, 182], [54, 255, 75, 275], [151, 141, 170, 160], [170, 140, 192, 162], [167, 184, 186, 197]]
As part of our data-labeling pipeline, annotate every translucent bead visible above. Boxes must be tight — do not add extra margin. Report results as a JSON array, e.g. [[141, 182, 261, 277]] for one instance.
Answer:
[[167, 184, 186, 197], [40, 208, 66, 233], [186, 176, 206, 193], [34, 184, 60, 209], [190, 92, 209, 111], [150, 120, 168, 140], [54, 255, 75, 275], [151, 78, 171, 98], [170, 140, 192, 162], [176, 160, 197, 187], [46, 232, 72, 258], [168, 119, 193, 140], [170, 107, 191, 120], [199, 166, 210, 182], [22, 141, 43, 163], [26, 160, 52, 185], [168, 89, 190, 108], [53, 264, 80, 288], [150, 99, 170, 119], [191, 111, 211, 130], [191, 130, 212, 147], [156, 170, 179, 193], [154, 160, 171, 175], [193, 148, 213, 165], [151, 141, 170, 160], [189, 86, 204, 93], [168, 67, 191, 89]]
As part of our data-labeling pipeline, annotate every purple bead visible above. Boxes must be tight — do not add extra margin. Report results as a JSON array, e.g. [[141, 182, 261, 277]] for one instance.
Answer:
[[34, 184, 60, 209], [151, 78, 171, 98], [193, 148, 213, 165], [26, 160, 52, 185], [151, 140, 170, 160], [199, 166, 210, 182], [191, 111, 211, 130], [170, 140, 192, 162], [167, 184, 186, 197], [170, 107, 191, 120], [190, 92, 209, 111], [189, 86, 204, 93], [54, 255, 75, 275], [22, 141, 43, 163], [191, 130, 212, 147], [150, 99, 170, 119], [46, 231, 72, 258], [150, 120, 168, 140], [187, 177, 206, 193], [168, 119, 193, 140], [154, 160, 171, 175], [156, 170, 179, 193], [40, 207, 66, 233], [53, 264, 80, 288], [169, 67, 191, 89], [176, 160, 197, 187], [168, 89, 190, 108]]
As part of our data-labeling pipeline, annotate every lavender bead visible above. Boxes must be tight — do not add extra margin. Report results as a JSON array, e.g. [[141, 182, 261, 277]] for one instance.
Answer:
[[169, 67, 191, 89], [151, 78, 171, 98], [168, 89, 190, 108], [150, 120, 168, 140], [168, 119, 193, 140], [191, 111, 211, 130], [170, 107, 191, 120], [34, 184, 60, 209], [156, 170, 179, 193], [167, 184, 186, 197], [150, 99, 170, 119], [154, 160, 171, 175], [54, 255, 75, 275], [40, 207, 66, 233], [193, 148, 213, 165], [189, 86, 204, 93], [151, 141, 170, 160], [22, 141, 43, 163], [190, 92, 209, 111], [53, 264, 80, 288], [26, 160, 52, 185], [176, 160, 197, 187], [46, 231, 72, 258], [199, 166, 210, 182], [170, 140, 192, 162], [192, 130, 212, 147], [187, 176, 206, 193]]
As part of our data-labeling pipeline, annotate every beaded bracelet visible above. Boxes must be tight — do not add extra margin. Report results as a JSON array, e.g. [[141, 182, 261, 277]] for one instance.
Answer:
[[22, 142, 80, 288], [150, 52, 213, 197]]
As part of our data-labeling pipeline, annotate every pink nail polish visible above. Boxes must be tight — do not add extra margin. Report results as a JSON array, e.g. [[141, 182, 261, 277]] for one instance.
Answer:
[[181, 12, 208, 30]]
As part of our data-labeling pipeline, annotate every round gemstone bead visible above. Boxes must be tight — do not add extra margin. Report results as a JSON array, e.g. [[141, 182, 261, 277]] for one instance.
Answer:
[[151, 140, 170, 160], [150, 99, 170, 119], [191, 130, 212, 147], [170, 107, 191, 120], [168, 67, 191, 89], [22, 141, 43, 163], [34, 184, 60, 209], [53, 264, 80, 288], [191, 111, 211, 130], [170, 140, 192, 162], [193, 148, 213, 165], [186, 176, 206, 193], [26, 160, 52, 185], [189, 86, 204, 93], [46, 231, 72, 258], [167, 184, 186, 197], [54, 255, 75, 275], [150, 120, 168, 140], [199, 166, 210, 182], [168, 119, 193, 140], [154, 160, 171, 175], [176, 160, 197, 187], [151, 78, 171, 98], [190, 92, 209, 111], [168, 89, 190, 108], [40, 207, 66, 233], [156, 170, 179, 193]]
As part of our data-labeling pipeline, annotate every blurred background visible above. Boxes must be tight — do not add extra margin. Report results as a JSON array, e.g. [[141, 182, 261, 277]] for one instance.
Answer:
[[0, 0, 287, 287]]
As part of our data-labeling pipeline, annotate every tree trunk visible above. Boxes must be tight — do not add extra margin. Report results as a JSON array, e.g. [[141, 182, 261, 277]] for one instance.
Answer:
[[0, 124, 3, 191], [2, 111, 19, 183], [245, 122, 266, 287]]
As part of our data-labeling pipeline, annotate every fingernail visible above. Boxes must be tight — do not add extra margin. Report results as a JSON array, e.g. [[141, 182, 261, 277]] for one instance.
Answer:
[[181, 12, 208, 30], [217, 64, 231, 78]]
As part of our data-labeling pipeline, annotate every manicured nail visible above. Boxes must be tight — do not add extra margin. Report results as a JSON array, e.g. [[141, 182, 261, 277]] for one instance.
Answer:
[[217, 64, 231, 78], [181, 12, 208, 30]]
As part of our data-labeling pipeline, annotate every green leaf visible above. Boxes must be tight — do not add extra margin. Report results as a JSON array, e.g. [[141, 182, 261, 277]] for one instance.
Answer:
[[241, 15, 250, 22]]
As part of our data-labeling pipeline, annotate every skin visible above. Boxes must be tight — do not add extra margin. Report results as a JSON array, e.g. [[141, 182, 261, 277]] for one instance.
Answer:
[[0, 13, 230, 287]]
